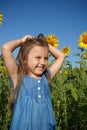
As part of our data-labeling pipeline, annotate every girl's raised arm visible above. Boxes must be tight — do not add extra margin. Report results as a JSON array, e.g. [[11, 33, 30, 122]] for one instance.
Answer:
[[48, 44, 65, 79], [2, 35, 33, 86]]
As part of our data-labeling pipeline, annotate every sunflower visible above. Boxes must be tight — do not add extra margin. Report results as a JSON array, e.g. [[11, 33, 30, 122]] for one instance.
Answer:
[[78, 32, 87, 49], [45, 34, 59, 48], [62, 46, 70, 55], [0, 12, 3, 25], [64, 70, 68, 74]]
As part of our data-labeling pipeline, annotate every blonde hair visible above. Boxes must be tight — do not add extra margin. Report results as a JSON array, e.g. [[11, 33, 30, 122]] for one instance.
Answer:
[[10, 34, 51, 110]]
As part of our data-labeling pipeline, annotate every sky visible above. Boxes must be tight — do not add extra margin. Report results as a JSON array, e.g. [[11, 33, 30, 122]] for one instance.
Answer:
[[0, 0, 87, 67]]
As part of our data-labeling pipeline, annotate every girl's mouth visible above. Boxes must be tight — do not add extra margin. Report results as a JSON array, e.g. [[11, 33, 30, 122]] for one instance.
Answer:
[[36, 66, 45, 71]]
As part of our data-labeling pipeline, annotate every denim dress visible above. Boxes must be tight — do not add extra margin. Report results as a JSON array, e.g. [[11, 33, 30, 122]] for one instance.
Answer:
[[10, 74, 56, 130]]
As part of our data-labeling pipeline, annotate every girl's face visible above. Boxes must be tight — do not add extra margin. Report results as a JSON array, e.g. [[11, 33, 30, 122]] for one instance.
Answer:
[[25, 46, 49, 78]]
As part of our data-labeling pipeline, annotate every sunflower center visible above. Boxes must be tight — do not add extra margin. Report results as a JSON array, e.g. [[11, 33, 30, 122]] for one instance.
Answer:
[[82, 37, 87, 44]]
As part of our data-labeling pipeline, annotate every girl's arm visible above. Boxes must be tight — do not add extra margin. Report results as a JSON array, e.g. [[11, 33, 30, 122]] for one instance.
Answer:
[[2, 35, 33, 87], [48, 44, 65, 79]]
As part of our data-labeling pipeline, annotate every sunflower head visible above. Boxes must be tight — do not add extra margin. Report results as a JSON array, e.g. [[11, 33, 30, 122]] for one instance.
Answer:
[[78, 32, 87, 49], [63, 70, 68, 74], [0, 12, 3, 25], [45, 34, 59, 48], [62, 46, 70, 55]]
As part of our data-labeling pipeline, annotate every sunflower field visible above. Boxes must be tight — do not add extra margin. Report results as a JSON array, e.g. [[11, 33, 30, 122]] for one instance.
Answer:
[[0, 32, 87, 130]]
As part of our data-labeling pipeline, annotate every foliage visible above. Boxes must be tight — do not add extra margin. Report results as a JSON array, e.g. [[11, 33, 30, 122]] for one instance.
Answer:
[[51, 59, 87, 130], [0, 56, 12, 130]]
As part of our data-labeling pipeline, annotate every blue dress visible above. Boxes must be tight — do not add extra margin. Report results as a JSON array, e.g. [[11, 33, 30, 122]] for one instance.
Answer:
[[10, 74, 56, 130]]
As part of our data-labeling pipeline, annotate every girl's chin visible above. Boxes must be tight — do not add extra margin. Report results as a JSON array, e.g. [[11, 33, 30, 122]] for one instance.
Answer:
[[35, 70, 44, 77]]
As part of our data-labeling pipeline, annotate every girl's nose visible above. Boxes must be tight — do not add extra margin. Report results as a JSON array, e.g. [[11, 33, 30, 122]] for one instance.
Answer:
[[40, 59, 45, 65]]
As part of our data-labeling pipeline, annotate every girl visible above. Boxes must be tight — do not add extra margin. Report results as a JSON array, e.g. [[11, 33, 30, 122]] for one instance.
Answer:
[[2, 34, 65, 130]]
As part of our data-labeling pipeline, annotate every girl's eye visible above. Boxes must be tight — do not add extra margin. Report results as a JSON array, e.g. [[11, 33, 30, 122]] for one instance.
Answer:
[[36, 57, 40, 60], [35, 56, 48, 61], [44, 57, 48, 61]]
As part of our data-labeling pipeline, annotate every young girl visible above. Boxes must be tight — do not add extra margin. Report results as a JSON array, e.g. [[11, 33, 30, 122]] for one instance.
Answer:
[[2, 34, 65, 130]]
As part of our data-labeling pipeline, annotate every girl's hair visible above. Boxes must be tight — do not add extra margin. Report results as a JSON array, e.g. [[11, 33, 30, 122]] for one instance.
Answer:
[[9, 33, 51, 110]]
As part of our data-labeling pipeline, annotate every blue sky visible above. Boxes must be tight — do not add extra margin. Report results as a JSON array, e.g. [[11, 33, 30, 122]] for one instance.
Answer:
[[0, 0, 87, 67]]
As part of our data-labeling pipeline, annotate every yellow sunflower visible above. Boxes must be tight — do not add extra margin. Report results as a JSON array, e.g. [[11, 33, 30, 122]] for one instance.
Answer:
[[62, 46, 70, 55], [64, 70, 68, 74], [0, 12, 3, 25], [78, 32, 87, 49], [45, 34, 59, 48]]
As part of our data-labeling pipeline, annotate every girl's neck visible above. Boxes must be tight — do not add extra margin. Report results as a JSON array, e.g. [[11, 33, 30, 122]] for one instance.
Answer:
[[26, 73, 42, 79]]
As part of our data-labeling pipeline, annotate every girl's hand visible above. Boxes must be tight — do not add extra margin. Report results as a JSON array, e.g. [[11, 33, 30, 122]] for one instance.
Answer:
[[21, 35, 34, 43]]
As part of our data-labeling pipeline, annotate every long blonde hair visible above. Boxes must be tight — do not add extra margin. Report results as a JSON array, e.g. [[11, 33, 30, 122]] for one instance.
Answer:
[[10, 34, 51, 110]]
